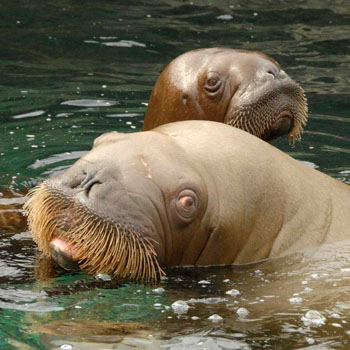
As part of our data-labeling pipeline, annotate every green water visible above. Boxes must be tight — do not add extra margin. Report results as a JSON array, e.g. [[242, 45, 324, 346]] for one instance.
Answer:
[[1, 0, 350, 349]]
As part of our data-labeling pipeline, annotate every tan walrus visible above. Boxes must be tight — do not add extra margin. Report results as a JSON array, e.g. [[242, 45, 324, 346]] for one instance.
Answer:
[[24, 120, 350, 282], [143, 48, 308, 142]]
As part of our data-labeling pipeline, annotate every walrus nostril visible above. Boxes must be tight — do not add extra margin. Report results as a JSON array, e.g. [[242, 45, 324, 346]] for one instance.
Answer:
[[75, 170, 102, 196], [84, 179, 102, 196], [80, 170, 94, 187], [67, 170, 96, 190], [266, 69, 276, 78]]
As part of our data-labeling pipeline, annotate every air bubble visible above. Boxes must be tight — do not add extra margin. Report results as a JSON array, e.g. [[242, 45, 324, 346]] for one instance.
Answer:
[[226, 289, 240, 297], [152, 287, 165, 294], [237, 307, 249, 318], [289, 297, 303, 304], [208, 314, 223, 323], [60, 345, 73, 350], [301, 310, 326, 327], [171, 300, 189, 314]]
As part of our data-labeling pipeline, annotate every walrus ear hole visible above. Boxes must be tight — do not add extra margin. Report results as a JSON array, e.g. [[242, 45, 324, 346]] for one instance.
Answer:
[[204, 72, 221, 94], [175, 189, 198, 220]]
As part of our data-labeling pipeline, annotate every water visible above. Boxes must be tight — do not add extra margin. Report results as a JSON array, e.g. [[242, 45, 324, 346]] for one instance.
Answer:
[[1, 0, 350, 348]]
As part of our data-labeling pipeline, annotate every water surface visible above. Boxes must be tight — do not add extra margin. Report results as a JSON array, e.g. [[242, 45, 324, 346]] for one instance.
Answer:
[[1, 0, 350, 349]]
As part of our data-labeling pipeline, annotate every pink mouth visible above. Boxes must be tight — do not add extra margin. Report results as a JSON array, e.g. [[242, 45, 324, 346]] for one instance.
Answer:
[[50, 237, 81, 270], [51, 237, 79, 259]]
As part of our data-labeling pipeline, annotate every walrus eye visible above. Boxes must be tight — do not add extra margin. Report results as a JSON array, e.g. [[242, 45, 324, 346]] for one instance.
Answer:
[[204, 72, 221, 93], [175, 189, 198, 219]]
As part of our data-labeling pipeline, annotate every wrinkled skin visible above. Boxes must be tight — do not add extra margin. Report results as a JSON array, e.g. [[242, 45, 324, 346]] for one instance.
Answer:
[[25, 121, 350, 281], [143, 48, 307, 142]]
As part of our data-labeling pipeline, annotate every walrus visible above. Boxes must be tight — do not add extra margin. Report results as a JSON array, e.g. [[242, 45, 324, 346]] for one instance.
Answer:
[[24, 121, 350, 282], [143, 48, 308, 142]]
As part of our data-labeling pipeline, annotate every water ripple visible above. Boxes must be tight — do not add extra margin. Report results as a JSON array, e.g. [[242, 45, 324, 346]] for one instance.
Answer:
[[61, 99, 118, 107]]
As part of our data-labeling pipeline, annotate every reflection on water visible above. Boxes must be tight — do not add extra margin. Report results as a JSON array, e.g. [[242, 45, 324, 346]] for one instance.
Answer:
[[2, 241, 350, 349], [1, 0, 350, 349]]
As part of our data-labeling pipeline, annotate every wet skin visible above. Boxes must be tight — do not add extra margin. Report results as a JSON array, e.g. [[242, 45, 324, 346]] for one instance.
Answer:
[[25, 121, 350, 281], [143, 48, 307, 143]]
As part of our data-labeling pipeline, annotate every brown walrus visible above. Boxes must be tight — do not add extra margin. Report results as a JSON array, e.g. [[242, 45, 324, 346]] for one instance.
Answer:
[[143, 48, 308, 142], [24, 121, 350, 282]]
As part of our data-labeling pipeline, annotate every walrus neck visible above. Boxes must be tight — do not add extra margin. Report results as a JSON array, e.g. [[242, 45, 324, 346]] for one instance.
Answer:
[[194, 146, 350, 266], [237, 159, 350, 263], [269, 171, 350, 259]]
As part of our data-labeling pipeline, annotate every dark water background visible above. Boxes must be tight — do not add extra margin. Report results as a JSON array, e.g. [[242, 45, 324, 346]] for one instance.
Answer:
[[1, 0, 350, 349]]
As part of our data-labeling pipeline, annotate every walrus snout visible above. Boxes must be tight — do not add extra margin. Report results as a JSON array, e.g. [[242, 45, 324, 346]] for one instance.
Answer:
[[24, 152, 167, 281], [50, 237, 80, 271]]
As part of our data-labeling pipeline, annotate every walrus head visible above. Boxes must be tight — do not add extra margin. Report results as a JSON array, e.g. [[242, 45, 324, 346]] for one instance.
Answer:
[[24, 130, 210, 282], [143, 48, 308, 142]]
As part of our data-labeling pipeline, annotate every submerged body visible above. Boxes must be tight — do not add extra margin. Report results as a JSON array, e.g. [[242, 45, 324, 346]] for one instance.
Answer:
[[25, 121, 350, 281], [143, 48, 307, 142]]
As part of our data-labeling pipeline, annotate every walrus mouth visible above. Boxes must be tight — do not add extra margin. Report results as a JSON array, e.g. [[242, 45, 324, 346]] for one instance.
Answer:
[[227, 83, 308, 143], [24, 181, 165, 282]]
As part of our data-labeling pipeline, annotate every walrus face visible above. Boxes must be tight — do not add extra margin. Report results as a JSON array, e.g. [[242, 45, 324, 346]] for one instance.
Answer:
[[24, 131, 209, 282], [144, 48, 308, 142], [214, 51, 307, 142]]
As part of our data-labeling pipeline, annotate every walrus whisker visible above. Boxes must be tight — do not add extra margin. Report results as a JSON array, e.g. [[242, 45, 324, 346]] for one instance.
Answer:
[[130, 234, 139, 277], [111, 232, 123, 278], [123, 236, 132, 273], [76, 221, 100, 250], [114, 229, 127, 273], [128, 237, 137, 277], [79, 223, 115, 272], [109, 234, 120, 272], [99, 224, 115, 270], [24, 182, 165, 282], [129, 232, 137, 277], [144, 238, 156, 281], [144, 247, 152, 281], [133, 233, 140, 277], [142, 241, 150, 278], [227, 83, 307, 144], [136, 237, 148, 280], [110, 227, 122, 269], [100, 228, 119, 271], [89, 224, 111, 260], [139, 238, 149, 280], [149, 253, 156, 281], [137, 239, 145, 280], [117, 231, 131, 277]]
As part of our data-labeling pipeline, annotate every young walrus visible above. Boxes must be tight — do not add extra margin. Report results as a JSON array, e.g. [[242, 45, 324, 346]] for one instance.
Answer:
[[25, 121, 349, 282], [143, 48, 308, 143]]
